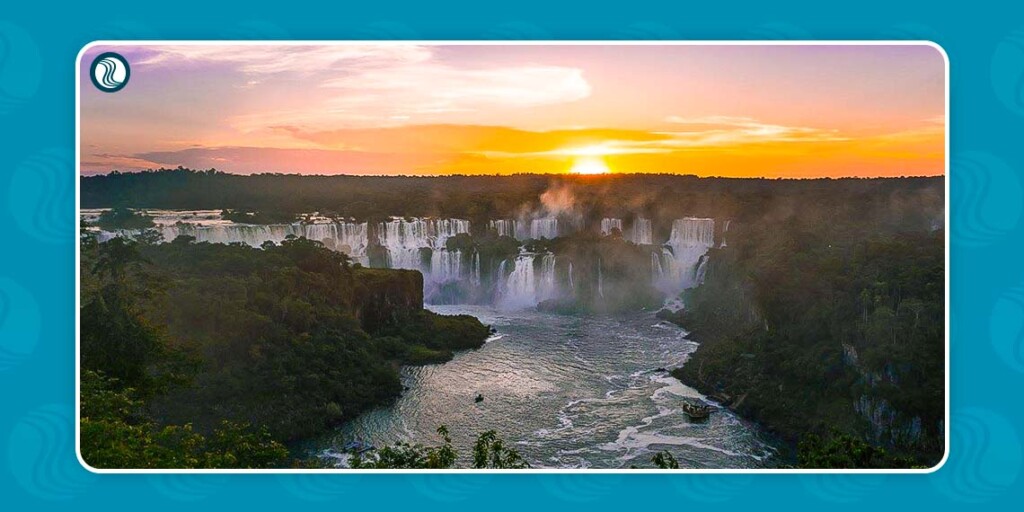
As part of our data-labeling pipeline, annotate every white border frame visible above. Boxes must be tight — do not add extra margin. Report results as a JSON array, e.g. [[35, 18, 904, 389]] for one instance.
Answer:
[[75, 40, 951, 475]]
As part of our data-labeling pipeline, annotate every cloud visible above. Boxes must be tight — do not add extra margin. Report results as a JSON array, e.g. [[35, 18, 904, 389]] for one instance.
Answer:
[[134, 44, 432, 74], [275, 124, 670, 155], [135, 45, 591, 129], [660, 115, 847, 146]]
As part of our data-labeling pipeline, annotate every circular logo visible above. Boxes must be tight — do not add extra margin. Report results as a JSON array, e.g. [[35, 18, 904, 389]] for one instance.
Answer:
[[89, 52, 130, 93]]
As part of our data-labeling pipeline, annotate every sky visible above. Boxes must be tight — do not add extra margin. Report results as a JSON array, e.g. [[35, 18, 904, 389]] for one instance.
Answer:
[[79, 44, 945, 178]]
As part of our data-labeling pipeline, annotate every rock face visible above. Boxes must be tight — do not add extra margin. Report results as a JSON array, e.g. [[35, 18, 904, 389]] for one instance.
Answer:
[[352, 268, 424, 332]]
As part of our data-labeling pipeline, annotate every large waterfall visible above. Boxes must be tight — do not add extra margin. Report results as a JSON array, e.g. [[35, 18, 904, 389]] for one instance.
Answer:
[[159, 221, 372, 266], [655, 217, 716, 294], [489, 219, 519, 238], [498, 252, 558, 309], [83, 208, 725, 310], [489, 218, 558, 240], [631, 218, 653, 245], [600, 218, 623, 236], [530, 218, 559, 239]]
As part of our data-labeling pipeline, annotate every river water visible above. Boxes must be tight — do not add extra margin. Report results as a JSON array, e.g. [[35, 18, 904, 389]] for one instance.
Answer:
[[312, 305, 779, 469]]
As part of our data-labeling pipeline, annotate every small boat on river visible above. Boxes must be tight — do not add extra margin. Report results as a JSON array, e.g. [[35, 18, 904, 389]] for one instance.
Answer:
[[682, 398, 712, 420]]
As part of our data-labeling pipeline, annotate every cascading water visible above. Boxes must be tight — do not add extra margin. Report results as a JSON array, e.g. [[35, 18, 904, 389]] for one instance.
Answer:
[[500, 254, 537, 309], [631, 218, 653, 245], [530, 218, 558, 239], [498, 252, 559, 309], [655, 217, 716, 294], [489, 219, 519, 238], [152, 220, 371, 266], [720, 220, 731, 248], [377, 218, 472, 300], [600, 218, 623, 236], [470, 251, 481, 287]]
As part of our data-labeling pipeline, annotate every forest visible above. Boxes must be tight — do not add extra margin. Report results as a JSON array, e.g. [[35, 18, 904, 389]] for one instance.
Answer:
[[79, 234, 491, 468], [79, 169, 945, 469], [666, 204, 945, 467]]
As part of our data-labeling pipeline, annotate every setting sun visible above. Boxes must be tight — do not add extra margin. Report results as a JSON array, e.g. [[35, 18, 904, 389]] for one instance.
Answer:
[[569, 156, 612, 175]]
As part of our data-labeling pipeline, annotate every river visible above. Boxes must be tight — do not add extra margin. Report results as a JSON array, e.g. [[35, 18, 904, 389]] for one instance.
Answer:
[[311, 305, 779, 469]]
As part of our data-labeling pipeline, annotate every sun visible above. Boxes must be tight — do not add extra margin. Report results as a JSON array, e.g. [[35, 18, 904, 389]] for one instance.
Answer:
[[569, 156, 611, 175]]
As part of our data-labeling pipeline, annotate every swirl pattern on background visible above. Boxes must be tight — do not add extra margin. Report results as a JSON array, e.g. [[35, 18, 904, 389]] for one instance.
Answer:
[[148, 475, 227, 502], [485, 22, 551, 40], [992, 28, 1024, 117], [278, 474, 363, 501], [990, 284, 1024, 373], [799, 474, 886, 503], [217, 20, 290, 39], [8, 404, 96, 500], [614, 22, 680, 39], [409, 474, 493, 502], [0, 21, 42, 115], [538, 474, 623, 503], [949, 151, 1022, 248], [930, 407, 1021, 502], [747, 22, 812, 39], [0, 277, 41, 372], [352, 21, 420, 40], [669, 474, 753, 503], [7, 147, 73, 245]]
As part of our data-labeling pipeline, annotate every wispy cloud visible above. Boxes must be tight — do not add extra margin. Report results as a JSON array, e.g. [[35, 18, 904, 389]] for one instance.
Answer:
[[660, 115, 847, 146], [136, 45, 591, 129]]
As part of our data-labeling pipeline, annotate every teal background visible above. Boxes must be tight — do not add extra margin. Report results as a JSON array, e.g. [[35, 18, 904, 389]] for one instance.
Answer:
[[1, 0, 1021, 508]]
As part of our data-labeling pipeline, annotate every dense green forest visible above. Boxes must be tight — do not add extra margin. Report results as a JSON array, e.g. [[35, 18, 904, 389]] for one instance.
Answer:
[[666, 212, 945, 467], [80, 169, 945, 469], [79, 234, 491, 468], [81, 168, 943, 235]]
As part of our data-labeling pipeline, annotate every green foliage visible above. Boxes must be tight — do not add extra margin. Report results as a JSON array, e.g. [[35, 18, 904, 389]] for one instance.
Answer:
[[672, 216, 944, 467], [350, 426, 458, 469], [797, 430, 915, 469], [80, 370, 289, 469], [81, 235, 489, 443], [94, 207, 155, 230], [350, 426, 527, 469], [652, 450, 680, 469], [472, 430, 530, 469]]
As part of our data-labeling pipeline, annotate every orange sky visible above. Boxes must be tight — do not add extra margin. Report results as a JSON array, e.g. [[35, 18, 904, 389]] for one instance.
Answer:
[[80, 44, 945, 178]]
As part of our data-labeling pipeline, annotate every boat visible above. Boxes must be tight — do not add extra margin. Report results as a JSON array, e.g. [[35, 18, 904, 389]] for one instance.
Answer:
[[681, 398, 712, 420], [475, 393, 484, 403], [342, 440, 375, 453]]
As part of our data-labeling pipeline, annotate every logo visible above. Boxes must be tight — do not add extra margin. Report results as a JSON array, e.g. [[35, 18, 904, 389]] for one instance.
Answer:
[[89, 52, 130, 93]]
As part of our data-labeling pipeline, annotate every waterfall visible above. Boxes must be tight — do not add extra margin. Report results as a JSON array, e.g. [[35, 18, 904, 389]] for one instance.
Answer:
[[500, 253, 537, 309], [721, 220, 732, 248], [600, 218, 623, 236], [655, 217, 715, 294], [498, 252, 558, 309], [631, 218, 653, 245], [568, 261, 575, 291], [430, 249, 463, 283], [539, 253, 557, 300], [530, 218, 558, 239], [470, 251, 481, 287], [489, 219, 519, 238], [597, 258, 605, 299], [651, 250, 664, 280], [154, 220, 371, 265], [377, 218, 471, 301]]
